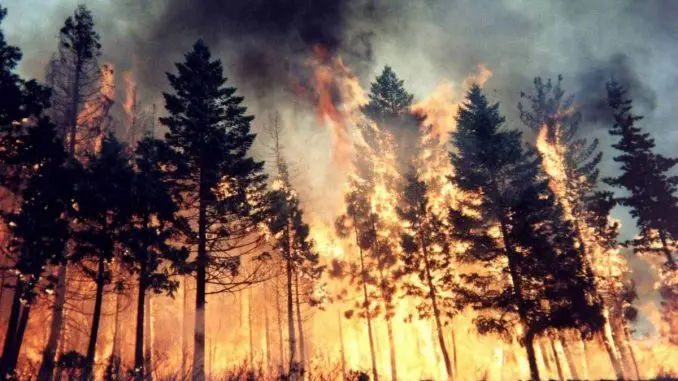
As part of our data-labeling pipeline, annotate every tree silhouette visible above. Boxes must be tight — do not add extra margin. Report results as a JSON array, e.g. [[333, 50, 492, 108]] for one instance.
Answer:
[[451, 85, 602, 381], [605, 81, 678, 346], [160, 39, 267, 380], [119, 137, 189, 381]]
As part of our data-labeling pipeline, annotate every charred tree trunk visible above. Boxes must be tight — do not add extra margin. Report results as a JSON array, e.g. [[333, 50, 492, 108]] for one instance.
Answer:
[[42, 56, 83, 380], [5, 303, 32, 374], [285, 242, 297, 380], [39, 264, 69, 381], [144, 293, 152, 381], [134, 264, 147, 381], [0, 278, 23, 379], [181, 276, 189, 380], [525, 330, 540, 381], [275, 284, 285, 372], [82, 256, 107, 381], [499, 218, 540, 381], [192, 174, 208, 381], [419, 232, 453, 381], [55, 318, 67, 381], [294, 272, 306, 379]]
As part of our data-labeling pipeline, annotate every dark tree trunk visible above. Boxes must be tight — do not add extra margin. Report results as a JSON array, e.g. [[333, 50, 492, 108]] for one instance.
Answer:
[[39, 265, 68, 381], [525, 330, 540, 381], [82, 256, 107, 381], [134, 264, 147, 381], [285, 243, 297, 380], [275, 284, 285, 372], [0, 278, 23, 379], [7, 303, 32, 373], [499, 218, 540, 381], [192, 184, 207, 381], [181, 276, 189, 380], [420, 233, 453, 381], [144, 294, 152, 381], [294, 272, 306, 379]]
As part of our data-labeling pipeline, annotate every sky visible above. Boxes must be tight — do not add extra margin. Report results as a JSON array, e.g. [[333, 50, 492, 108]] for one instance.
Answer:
[[2, 0, 677, 336]]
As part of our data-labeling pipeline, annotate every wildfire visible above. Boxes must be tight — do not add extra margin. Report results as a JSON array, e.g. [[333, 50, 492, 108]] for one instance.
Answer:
[[412, 64, 493, 142], [304, 45, 367, 168], [75, 63, 115, 155]]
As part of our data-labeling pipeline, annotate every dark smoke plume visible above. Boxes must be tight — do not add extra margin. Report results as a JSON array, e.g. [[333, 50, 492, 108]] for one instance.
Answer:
[[129, 0, 385, 102]]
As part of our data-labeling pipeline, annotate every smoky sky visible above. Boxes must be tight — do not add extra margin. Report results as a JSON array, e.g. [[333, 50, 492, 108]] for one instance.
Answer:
[[3, 0, 678, 335], [4, 0, 678, 211]]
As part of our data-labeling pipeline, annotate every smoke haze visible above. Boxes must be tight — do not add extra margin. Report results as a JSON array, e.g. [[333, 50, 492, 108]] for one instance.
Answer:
[[3, 0, 678, 337]]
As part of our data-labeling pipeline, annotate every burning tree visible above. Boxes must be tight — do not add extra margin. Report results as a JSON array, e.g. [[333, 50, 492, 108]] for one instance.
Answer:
[[604, 80, 678, 347], [450, 85, 603, 381], [520, 76, 635, 378], [159, 39, 268, 380], [39, 6, 109, 379], [262, 115, 324, 380], [70, 135, 135, 381], [397, 169, 460, 381]]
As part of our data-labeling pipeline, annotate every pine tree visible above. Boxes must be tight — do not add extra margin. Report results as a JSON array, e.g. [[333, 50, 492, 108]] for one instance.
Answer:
[[450, 85, 602, 381], [361, 65, 424, 173], [398, 170, 458, 381], [334, 142, 381, 381], [71, 135, 135, 381], [39, 7, 106, 379], [604, 81, 678, 346], [337, 65, 422, 381], [119, 137, 188, 381], [263, 117, 323, 380], [0, 7, 59, 378], [0, 120, 73, 380], [160, 39, 267, 380], [520, 76, 628, 378]]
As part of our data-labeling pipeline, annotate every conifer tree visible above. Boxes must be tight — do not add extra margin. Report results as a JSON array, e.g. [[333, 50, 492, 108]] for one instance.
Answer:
[[398, 170, 458, 381], [119, 137, 188, 381], [0, 7, 61, 378], [450, 85, 602, 381], [0, 120, 73, 380], [40, 7, 106, 379], [339, 65, 422, 381], [361, 65, 425, 173], [520, 76, 627, 378], [263, 116, 323, 380], [71, 135, 134, 381], [160, 39, 267, 380], [604, 81, 678, 345], [334, 166, 380, 381], [46, 5, 105, 158]]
